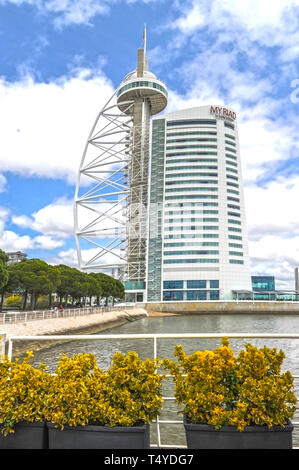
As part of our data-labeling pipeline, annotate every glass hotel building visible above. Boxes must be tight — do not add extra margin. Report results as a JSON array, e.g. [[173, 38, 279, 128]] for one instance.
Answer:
[[146, 105, 252, 302]]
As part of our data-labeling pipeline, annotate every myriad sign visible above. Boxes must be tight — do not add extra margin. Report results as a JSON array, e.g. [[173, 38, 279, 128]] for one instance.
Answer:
[[210, 106, 236, 121]]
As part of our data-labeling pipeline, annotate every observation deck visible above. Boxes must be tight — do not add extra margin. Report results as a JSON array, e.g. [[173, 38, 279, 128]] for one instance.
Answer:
[[116, 69, 168, 116]]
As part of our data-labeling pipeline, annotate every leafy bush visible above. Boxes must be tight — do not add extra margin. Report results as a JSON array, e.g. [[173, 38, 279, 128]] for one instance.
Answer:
[[44, 351, 165, 429], [163, 338, 297, 431], [0, 352, 51, 436], [4, 295, 22, 308]]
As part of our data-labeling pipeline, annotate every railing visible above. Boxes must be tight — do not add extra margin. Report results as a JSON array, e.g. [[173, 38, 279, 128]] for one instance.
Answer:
[[1, 332, 299, 448], [0, 305, 136, 325]]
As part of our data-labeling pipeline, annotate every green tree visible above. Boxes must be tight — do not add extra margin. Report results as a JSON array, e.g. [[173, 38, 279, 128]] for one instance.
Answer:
[[0, 249, 9, 311], [0, 249, 9, 265], [0, 262, 9, 294], [56, 265, 77, 305], [10, 259, 58, 310], [44, 264, 61, 308], [110, 278, 125, 304], [86, 274, 103, 305], [0, 263, 21, 311], [89, 273, 124, 306]]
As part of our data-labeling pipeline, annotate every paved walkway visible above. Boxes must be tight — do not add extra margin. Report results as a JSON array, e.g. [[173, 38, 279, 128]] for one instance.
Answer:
[[0, 307, 147, 343]]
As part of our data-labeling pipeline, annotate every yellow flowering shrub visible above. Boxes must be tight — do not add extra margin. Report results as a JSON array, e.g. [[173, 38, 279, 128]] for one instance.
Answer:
[[0, 352, 51, 436], [163, 338, 297, 431], [43, 351, 165, 429]]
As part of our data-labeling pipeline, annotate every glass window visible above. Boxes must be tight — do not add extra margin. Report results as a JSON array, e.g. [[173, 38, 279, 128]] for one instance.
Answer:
[[166, 166, 218, 172], [210, 290, 220, 300], [165, 187, 218, 193], [164, 259, 219, 264], [163, 291, 184, 301], [187, 290, 207, 300], [226, 154, 237, 160], [251, 276, 275, 291], [163, 281, 183, 290], [167, 138, 217, 144], [166, 180, 218, 185], [210, 280, 219, 288], [167, 131, 217, 137], [227, 174, 238, 181], [165, 195, 218, 201], [225, 133, 235, 140], [164, 250, 218, 256], [224, 122, 235, 130], [167, 120, 216, 127], [166, 145, 217, 150], [187, 280, 206, 288], [226, 167, 238, 174], [226, 160, 238, 167], [166, 173, 218, 179]]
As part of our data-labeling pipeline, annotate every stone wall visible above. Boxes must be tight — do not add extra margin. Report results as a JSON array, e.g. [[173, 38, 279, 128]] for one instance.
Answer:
[[145, 301, 299, 315]]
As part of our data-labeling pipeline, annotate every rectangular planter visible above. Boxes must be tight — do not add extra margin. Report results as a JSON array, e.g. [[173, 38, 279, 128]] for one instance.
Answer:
[[0, 421, 48, 449], [184, 416, 293, 449], [47, 422, 150, 449]]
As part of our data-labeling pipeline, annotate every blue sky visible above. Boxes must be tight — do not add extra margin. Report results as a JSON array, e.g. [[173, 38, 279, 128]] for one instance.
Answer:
[[0, 0, 298, 288]]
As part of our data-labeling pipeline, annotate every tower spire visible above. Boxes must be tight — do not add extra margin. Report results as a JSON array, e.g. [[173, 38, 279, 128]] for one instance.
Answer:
[[143, 24, 147, 58], [137, 25, 148, 77]]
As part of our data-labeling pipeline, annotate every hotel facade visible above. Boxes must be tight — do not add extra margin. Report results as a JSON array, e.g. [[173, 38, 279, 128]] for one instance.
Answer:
[[146, 105, 252, 302]]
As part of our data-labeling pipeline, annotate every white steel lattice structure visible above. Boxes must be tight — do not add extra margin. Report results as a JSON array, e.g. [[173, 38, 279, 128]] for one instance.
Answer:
[[74, 30, 168, 297], [74, 92, 133, 277]]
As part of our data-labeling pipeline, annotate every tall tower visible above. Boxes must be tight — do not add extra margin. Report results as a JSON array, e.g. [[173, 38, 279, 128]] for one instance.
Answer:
[[117, 32, 167, 300], [147, 105, 252, 302], [74, 29, 168, 302]]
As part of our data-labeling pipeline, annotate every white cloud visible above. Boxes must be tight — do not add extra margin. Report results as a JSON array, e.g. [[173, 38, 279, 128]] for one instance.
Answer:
[[168, 0, 299, 48], [0, 69, 115, 185], [0, 174, 7, 193], [0, 206, 65, 251], [0, 207, 10, 232], [11, 197, 74, 245], [0, 0, 112, 26], [0, 0, 162, 27], [30, 197, 74, 237], [170, 2, 206, 35], [47, 247, 119, 273], [44, 0, 111, 27], [1, 198, 73, 252], [0, 226, 65, 252], [244, 175, 299, 287]]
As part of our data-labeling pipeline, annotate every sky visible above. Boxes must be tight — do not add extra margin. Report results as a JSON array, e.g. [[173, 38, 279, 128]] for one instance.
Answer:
[[0, 0, 298, 289]]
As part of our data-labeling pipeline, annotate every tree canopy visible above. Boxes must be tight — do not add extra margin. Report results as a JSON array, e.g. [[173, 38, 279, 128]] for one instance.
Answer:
[[0, 249, 9, 293], [0, 257, 125, 311]]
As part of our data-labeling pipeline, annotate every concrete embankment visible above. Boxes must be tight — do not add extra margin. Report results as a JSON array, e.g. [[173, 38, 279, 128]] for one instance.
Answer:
[[146, 301, 299, 315], [0, 307, 147, 358]]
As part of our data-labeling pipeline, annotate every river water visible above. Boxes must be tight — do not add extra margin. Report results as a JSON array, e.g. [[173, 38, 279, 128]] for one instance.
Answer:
[[27, 313, 299, 448]]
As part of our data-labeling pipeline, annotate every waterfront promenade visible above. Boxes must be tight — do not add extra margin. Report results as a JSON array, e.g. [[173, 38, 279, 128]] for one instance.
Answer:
[[0, 306, 148, 357]]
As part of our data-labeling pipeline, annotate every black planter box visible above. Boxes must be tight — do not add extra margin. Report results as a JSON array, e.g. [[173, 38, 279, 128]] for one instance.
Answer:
[[47, 422, 150, 449], [0, 421, 48, 449], [184, 416, 293, 449]]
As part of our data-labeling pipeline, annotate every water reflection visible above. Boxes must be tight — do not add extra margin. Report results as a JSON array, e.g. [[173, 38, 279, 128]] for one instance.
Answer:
[[26, 314, 299, 448]]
